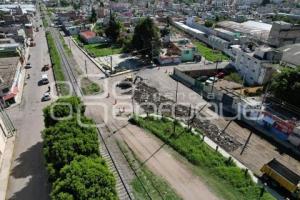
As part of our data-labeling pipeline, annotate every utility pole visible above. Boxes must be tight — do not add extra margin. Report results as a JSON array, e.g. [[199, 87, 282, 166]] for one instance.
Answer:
[[68, 39, 71, 51], [85, 59, 87, 74], [175, 81, 178, 102], [110, 56, 113, 71], [240, 83, 270, 155]]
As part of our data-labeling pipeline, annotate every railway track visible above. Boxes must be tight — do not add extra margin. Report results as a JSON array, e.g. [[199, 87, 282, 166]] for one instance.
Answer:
[[48, 27, 134, 200]]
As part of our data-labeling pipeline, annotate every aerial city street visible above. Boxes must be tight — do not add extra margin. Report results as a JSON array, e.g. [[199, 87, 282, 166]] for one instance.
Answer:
[[0, 0, 300, 199]]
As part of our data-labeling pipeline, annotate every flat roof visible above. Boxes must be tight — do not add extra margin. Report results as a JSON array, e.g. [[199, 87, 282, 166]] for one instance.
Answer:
[[217, 20, 272, 41], [0, 56, 18, 89], [174, 21, 206, 35], [279, 43, 300, 67]]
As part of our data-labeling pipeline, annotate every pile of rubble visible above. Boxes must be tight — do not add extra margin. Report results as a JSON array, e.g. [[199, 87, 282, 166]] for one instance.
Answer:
[[133, 82, 241, 152]]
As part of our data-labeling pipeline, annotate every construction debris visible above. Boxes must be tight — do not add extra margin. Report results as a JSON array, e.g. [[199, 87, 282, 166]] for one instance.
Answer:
[[133, 82, 241, 152]]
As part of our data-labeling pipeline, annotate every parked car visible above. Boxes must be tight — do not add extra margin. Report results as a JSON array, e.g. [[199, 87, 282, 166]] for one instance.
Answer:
[[117, 80, 132, 89], [25, 63, 32, 69], [41, 74, 49, 84], [42, 64, 50, 71], [41, 92, 51, 101]]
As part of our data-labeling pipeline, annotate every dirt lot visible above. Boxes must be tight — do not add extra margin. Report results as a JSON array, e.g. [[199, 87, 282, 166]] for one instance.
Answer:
[[117, 123, 220, 200], [135, 68, 300, 176]]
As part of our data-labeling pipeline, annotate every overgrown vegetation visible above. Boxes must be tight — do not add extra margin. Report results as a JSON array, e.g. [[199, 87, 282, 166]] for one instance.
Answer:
[[46, 31, 68, 95], [194, 41, 229, 62], [269, 67, 300, 107], [224, 72, 243, 84], [42, 97, 117, 200], [81, 77, 101, 95], [130, 116, 275, 200], [118, 141, 182, 200], [59, 35, 71, 55]]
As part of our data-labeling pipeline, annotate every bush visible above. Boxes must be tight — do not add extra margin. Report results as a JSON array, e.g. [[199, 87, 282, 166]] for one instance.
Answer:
[[42, 97, 117, 200], [42, 117, 99, 181], [43, 96, 85, 127], [51, 156, 117, 200]]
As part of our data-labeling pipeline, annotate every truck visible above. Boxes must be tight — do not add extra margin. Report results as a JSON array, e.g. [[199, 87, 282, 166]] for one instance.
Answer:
[[261, 159, 300, 199]]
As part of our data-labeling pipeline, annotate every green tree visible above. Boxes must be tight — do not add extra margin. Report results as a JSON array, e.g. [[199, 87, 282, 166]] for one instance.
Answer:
[[51, 156, 117, 200], [269, 67, 300, 107], [204, 20, 214, 28], [42, 117, 99, 181], [43, 96, 85, 127], [90, 7, 97, 23], [104, 14, 122, 42], [131, 17, 161, 59]]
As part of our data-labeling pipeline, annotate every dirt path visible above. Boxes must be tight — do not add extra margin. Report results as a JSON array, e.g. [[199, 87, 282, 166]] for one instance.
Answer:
[[119, 124, 220, 200]]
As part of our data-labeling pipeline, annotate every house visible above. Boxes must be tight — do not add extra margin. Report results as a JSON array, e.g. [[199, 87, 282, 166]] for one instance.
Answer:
[[159, 38, 199, 64], [79, 31, 109, 44]]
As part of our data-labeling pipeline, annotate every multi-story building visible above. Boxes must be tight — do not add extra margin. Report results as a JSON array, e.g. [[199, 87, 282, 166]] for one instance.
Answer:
[[231, 45, 279, 86], [268, 21, 300, 48]]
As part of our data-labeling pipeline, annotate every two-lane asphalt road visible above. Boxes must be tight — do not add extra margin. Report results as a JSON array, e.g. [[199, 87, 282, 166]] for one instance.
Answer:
[[6, 11, 56, 200]]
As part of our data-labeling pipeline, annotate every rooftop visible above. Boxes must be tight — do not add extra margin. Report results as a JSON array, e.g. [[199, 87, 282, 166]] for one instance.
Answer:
[[0, 56, 19, 90], [279, 43, 300, 67], [217, 20, 272, 41]]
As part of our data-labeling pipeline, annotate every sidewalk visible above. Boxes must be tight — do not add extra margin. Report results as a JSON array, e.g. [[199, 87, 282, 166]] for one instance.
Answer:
[[0, 136, 15, 200]]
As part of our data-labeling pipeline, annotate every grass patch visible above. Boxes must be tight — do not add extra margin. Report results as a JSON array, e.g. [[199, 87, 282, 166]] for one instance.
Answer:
[[81, 78, 101, 95], [42, 17, 48, 28], [60, 35, 71, 55], [117, 140, 182, 200], [131, 116, 275, 200], [194, 41, 229, 62], [73, 35, 122, 57], [84, 43, 123, 57], [46, 31, 68, 95], [224, 72, 243, 84]]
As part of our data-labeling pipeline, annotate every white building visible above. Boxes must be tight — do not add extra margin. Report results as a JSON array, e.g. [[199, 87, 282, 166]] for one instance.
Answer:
[[231, 45, 276, 86]]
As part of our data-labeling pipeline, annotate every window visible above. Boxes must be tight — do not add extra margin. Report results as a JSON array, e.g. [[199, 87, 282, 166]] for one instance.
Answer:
[[185, 50, 189, 54], [252, 70, 255, 73]]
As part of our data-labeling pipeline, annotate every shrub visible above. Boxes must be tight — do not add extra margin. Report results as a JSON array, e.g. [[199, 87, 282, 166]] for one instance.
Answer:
[[42, 117, 99, 181], [43, 96, 85, 127], [51, 156, 117, 200]]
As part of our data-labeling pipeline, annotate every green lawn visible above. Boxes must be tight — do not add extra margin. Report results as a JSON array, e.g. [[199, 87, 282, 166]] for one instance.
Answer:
[[131, 116, 275, 200], [73, 35, 122, 57], [194, 41, 229, 62], [84, 43, 123, 57]]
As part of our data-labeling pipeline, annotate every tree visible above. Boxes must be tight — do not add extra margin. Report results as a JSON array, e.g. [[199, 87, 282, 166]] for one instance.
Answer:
[[104, 14, 122, 42], [43, 96, 85, 127], [269, 67, 300, 107], [90, 7, 97, 23], [204, 20, 214, 28], [51, 156, 117, 200], [42, 117, 99, 181], [131, 17, 161, 59], [160, 26, 170, 37]]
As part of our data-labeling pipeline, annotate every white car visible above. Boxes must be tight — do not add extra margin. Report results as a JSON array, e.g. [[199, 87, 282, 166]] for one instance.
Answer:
[[41, 74, 49, 84], [41, 92, 51, 101]]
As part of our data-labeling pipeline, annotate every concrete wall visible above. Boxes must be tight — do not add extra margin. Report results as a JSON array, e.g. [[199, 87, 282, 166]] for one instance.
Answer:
[[0, 114, 9, 166], [174, 68, 195, 86]]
